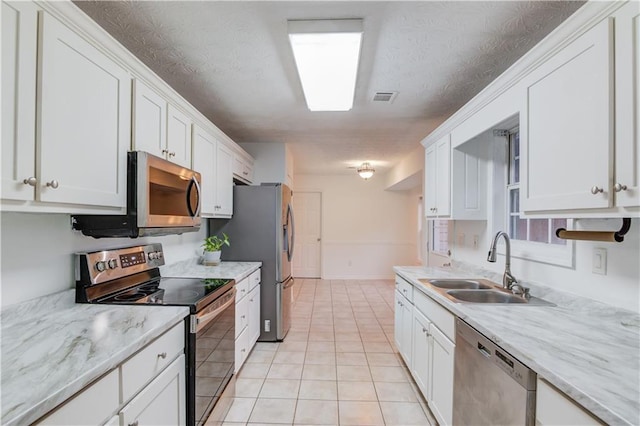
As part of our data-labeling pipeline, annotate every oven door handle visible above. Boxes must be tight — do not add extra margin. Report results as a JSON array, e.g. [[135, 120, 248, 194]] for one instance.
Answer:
[[191, 287, 236, 333]]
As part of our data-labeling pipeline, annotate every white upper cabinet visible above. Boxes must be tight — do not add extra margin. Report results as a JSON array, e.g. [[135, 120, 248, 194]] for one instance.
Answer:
[[216, 143, 234, 217], [233, 154, 254, 184], [167, 105, 192, 168], [39, 12, 130, 207], [133, 79, 192, 168], [192, 125, 217, 217], [425, 134, 451, 218], [1, 1, 38, 202], [133, 79, 167, 159], [613, 2, 640, 209], [521, 19, 614, 213]]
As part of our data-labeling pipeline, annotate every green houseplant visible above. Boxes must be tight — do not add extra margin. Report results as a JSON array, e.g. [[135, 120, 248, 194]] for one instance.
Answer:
[[202, 233, 230, 265]]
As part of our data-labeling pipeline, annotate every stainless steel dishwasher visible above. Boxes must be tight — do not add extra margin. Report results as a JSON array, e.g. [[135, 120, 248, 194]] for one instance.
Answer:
[[453, 319, 537, 425]]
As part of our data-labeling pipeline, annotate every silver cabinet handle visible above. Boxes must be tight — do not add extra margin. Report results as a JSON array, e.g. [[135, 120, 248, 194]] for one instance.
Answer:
[[46, 180, 59, 189], [162, 149, 169, 155], [157, 352, 167, 359], [128, 421, 139, 426], [22, 177, 37, 186], [590, 186, 604, 194], [169, 152, 176, 158], [614, 183, 628, 192]]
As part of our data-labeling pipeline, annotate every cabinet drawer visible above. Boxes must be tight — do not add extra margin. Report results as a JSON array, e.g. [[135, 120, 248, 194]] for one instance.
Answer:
[[121, 322, 185, 403], [235, 277, 250, 302], [395, 276, 413, 303], [414, 290, 455, 341], [37, 369, 119, 425], [248, 269, 261, 290], [536, 379, 603, 425]]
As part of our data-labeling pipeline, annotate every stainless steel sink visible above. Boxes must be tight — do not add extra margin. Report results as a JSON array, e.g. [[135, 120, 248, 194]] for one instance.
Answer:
[[446, 289, 528, 304], [420, 279, 493, 290]]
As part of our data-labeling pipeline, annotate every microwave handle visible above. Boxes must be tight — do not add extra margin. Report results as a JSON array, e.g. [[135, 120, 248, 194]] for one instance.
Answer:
[[186, 176, 201, 218]]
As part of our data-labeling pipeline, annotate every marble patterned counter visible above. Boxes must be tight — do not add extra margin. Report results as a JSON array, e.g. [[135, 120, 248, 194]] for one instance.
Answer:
[[0, 290, 189, 426], [160, 258, 262, 281], [393, 265, 640, 425]]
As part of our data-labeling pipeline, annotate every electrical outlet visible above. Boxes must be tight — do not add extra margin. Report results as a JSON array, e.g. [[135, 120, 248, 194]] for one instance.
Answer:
[[264, 320, 271, 332], [472, 235, 479, 249], [592, 248, 607, 275]]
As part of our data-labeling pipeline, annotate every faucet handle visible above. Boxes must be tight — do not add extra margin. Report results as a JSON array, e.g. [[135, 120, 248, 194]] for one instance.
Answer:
[[511, 283, 530, 299]]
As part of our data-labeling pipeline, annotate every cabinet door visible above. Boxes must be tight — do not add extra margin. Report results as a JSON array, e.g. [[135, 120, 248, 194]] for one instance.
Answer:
[[522, 19, 613, 212], [235, 295, 249, 339], [120, 354, 186, 426], [393, 290, 404, 353], [1, 1, 38, 201], [167, 105, 192, 168], [411, 309, 431, 400], [39, 13, 130, 207], [133, 79, 167, 158], [215, 143, 234, 216], [248, 284, 261, 348], [192, 125, 217, 216], [424, 145, 437, 217], [614, 2, 640, 208], [429, 325, 455, 426], [234, 327, 250, 373], [400, 298, 413, 368], [435, 135, 451, 216]]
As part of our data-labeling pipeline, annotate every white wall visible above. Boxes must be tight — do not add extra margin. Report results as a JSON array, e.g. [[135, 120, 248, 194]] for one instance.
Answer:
[[294, 173, 419, 280], [240, 142, 287, 185], [451, 218, 640, 312], [0, 212, 205, 307]]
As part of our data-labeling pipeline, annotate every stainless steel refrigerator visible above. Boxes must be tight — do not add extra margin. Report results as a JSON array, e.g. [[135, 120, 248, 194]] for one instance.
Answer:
[[213, 183, 294, 341]]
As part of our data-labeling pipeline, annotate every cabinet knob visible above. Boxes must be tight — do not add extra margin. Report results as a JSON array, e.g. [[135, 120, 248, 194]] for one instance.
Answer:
[[162, 149, 169, 155], [169, 152, 176, 158], [422, 327, 427, 333], [590, 186, 604, 195], [157, 352, 167, 359], [46, 180, 59, 189], [22, 177, 37, 186], [614, 183, 628, 192]]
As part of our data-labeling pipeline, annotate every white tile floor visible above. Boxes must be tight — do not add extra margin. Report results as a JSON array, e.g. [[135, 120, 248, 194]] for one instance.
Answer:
[[208, 279, 436, 425]]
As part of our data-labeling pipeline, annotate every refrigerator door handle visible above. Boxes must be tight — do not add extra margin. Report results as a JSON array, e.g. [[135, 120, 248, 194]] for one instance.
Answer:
[[286, 203, 295, 262]]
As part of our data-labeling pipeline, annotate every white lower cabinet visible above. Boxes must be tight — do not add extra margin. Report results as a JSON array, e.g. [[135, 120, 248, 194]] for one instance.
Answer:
[[429, 325, 455, 426], [119, 354, 186, 426], [395, 275, 455, 426], [234, 269, 261, 372], [394, 289, 413, 367], [536, 378, 603, 425], [35, 321, 186, 426]]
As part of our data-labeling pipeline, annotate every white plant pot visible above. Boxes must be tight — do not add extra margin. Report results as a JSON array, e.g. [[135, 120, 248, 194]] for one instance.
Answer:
[[203, 250, 221, 266]]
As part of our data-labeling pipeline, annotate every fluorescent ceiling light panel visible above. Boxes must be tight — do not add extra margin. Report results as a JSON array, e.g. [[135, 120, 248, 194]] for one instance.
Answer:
[[288, 19, 363, 111]]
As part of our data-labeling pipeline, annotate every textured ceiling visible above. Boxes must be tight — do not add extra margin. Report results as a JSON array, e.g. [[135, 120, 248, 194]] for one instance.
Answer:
[[74, 1, 584, 175]]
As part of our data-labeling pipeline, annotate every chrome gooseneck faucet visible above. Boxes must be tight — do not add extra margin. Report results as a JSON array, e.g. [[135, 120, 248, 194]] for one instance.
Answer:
[[487, 231, 519, 290]]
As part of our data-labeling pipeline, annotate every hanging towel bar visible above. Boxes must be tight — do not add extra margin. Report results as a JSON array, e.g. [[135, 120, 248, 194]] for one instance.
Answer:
[[555, 218, 631, 243]]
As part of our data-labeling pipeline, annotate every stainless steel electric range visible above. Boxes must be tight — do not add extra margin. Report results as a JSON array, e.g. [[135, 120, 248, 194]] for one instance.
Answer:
[[75, 243, 235, 426]]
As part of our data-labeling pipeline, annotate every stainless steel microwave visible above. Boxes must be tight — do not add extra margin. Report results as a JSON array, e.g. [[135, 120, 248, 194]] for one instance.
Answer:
[[72, 151, 202, 238]]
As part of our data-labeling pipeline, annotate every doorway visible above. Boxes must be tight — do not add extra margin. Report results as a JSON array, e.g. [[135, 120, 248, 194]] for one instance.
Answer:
[[292, 191, 322, 278]]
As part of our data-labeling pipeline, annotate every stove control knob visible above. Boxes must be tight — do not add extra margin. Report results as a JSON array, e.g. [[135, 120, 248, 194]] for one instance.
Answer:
[[108, 259, 118, 269], [148, 252, 157, 260], [95, 261, 106, 272], [157, 251, 163, 259]]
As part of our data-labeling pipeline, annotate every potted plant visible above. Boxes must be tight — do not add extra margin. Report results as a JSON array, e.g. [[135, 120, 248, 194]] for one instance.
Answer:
[[202, 233, 230, 266]]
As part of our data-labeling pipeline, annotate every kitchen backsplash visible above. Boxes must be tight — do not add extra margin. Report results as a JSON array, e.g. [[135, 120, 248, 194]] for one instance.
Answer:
[[0, 212, 205, 307]]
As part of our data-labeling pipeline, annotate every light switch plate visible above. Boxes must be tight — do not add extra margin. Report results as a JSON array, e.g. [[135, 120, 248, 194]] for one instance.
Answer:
[[592, 247, 607, 275]]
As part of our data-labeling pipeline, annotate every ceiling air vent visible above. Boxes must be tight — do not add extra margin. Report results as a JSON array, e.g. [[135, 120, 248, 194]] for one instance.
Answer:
[[372, 91, 397, 103]]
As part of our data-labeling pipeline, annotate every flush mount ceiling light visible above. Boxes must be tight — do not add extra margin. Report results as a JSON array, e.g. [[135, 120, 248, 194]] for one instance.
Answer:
[[288, 19, 363, 112], [357, 162, 375, 180]]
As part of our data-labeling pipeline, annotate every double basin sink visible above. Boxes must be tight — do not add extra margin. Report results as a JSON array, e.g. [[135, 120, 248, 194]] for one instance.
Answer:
[[418, 278, 554, 306]]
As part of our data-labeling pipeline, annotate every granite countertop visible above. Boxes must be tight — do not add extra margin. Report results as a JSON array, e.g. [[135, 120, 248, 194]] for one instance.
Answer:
[[393, 265, 640, 426], [0, 290, 189, 426], [160, 258, 262, 282]]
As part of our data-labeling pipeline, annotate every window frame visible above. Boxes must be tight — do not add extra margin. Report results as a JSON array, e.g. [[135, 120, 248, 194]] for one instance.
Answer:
[[495, 127, 575, 268]]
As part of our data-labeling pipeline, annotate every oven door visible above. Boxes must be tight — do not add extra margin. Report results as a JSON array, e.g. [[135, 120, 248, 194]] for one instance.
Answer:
[[134, 151, 202, 228], [188, 287, 236, 426]]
